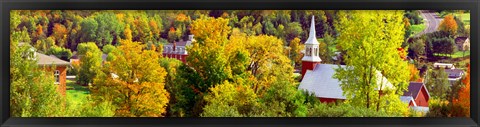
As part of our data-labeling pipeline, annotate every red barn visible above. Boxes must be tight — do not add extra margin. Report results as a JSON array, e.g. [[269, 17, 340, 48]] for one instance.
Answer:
[[400, 82, 430, 112]]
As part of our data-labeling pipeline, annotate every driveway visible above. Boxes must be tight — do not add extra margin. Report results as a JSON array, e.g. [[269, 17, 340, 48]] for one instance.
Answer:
[[416, 10, 443, 36]]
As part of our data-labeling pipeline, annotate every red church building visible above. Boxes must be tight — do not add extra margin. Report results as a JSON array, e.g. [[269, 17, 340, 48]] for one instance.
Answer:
[[162, 35, 195, 63], [298, 16, 394, 103]]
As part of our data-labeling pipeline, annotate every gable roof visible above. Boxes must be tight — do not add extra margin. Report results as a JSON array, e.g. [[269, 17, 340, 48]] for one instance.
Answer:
[[403, 82, 430, 99], [444, 69, 465, 78], [455, 37, 468, 44], [37, 52, 71, 66], [299, 64, 347, 99], [400, 96, 417, 107], [298, 64, 394, 100]]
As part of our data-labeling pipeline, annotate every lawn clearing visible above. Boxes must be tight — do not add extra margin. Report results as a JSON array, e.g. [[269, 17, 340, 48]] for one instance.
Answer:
[[454, 13, 470, 25], [66, 80, 90, 104], [434, 50, 470, 58], [410, 23, 426, 36]]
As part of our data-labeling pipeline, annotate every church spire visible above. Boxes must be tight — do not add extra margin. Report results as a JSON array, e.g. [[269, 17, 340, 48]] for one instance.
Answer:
[[305, 16, 319, 45]]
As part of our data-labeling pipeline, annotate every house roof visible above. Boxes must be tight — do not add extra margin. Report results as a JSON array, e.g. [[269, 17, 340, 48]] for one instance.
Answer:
[[403, 82, 430, 99], [455, 37, 468, 44], [37, 52, 71, 66], [102, 54, 108, 62], [165, 40, 193, 47], [298, 64, 393, 100], [444, 69, 464, 78], [400, 96, 417, 107]]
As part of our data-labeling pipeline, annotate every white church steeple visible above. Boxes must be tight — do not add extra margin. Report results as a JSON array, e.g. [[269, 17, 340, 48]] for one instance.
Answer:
[[301, 16, 322, 62]]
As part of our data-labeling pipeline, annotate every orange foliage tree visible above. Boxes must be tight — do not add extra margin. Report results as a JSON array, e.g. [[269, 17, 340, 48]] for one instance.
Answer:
[[438, 14, 458, 36], [453, 63, 470, 117]]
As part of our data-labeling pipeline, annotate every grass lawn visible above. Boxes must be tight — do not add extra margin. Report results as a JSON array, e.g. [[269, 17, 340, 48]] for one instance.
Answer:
[[434, 50, 470, 58], [66, 80, 90, 104], [410, 24, 426, 37], [454, 13, 470, 25]]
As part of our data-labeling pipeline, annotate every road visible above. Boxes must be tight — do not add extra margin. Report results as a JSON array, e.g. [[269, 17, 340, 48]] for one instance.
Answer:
[[416, 10, 443, 36]]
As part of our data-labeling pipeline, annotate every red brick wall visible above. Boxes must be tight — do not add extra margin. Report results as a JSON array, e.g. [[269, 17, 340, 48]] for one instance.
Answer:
[[162, 53, 188, 64], [42, 66, 67, 96], [319, 97, 344, 103]]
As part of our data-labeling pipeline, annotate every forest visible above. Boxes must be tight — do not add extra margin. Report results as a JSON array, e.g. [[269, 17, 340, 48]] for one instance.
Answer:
[[10, 10, 470, 117]]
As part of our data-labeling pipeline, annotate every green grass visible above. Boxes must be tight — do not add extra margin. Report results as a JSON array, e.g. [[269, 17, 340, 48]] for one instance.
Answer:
[[454, 13, 470, 25], [66, 80, 90, 104], [434, 50, 470, 58], [410, 24, 426, 36]]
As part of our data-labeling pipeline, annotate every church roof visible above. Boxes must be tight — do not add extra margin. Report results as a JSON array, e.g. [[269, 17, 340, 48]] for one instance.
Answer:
[[298, 64, 394, 100], [305, 16, 319, 45], [299, 64, 347, 99]]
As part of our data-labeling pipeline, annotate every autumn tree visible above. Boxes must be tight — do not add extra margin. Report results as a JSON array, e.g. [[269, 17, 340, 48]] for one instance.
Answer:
[[10, 29, 65, 117], [187, 15, 231, 91], [92, 39, 170, 117], [52, 23, 68, 47], [333, 10, 410, 113], [201, 81, 258, 117], [453, 64, 470, 116], [288, 37, 304, 66], [438, 14, 458, 36], [77, 42, 103, 86], [408, 64, 421, 82]]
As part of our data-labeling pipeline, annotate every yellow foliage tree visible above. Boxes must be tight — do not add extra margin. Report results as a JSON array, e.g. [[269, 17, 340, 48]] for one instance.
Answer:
[[92, 38, 169, 117]]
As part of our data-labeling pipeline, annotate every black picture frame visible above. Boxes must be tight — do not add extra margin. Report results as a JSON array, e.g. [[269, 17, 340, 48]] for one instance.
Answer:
[[1, 0, 478, 127]]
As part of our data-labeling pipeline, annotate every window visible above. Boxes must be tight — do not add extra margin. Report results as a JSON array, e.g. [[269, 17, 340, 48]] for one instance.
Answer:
[[306, 47, 311, 56], [54, 70, 60, 84], [315, 48, 318, 56]]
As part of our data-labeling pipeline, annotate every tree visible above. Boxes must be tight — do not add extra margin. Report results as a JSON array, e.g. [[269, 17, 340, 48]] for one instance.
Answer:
[[201, 81, 258, 117], [438, 14, 458, 36], [424, 68, 450, 100], [187, 15, 231, 91], [91, 39, 170, 117], [10, 31, 65, 117], [46, 46, 73, 61], [79, 18, 99, 43], [160, 58, 197, 117], [453, 64, 470, 116], [285, 22, 303, 42], [407, 38, 425, 60], [408, 64, 420, 81], [288, 37, 304, 66], [77, 42, 102, 86], [94, 12, 124, 47], [52, 23, 68, 47], [333, 10, 410, 112], [102, 44, 116, 54]]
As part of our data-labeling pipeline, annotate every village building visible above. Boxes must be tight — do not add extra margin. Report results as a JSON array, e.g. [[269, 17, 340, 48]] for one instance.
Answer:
[[432, 62, 465, 85], [455, 37, 470, 51], [400, 82, 430, 112], [163, 35, 195, 63], [297, 16, 394, 103], [19, 43, 70, 96]]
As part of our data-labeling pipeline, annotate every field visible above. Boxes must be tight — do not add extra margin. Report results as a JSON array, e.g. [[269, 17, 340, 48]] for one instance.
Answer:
[[66, 80, 90, 104], [434, 50, 470, 59], [454, 13, 470, 25], [410, 24, 426, 37]]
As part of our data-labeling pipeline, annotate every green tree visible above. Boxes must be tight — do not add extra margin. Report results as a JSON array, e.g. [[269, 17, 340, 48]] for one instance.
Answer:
[[285, 22, 303, 42], [10, 31, 65, 117], [77, 42, 102, 86], [79, 18, 99, 43], [425, 68, 451, 100], [334, 10, 410, 112], [46, 46, 73, 61], [201, 81, 258, 117]]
